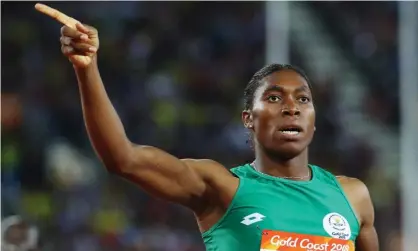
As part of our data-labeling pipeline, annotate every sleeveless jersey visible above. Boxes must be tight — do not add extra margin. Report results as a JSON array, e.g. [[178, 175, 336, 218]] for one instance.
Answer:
[[202, 164, 360, 251]]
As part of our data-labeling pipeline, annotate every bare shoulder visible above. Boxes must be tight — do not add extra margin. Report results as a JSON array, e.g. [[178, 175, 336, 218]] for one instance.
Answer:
[[181, 158, 225, 169], [181, 158, 234, 178], [337, 177, 379, 249], [337, 176, 369, 193], [336, 176, 374, 226]]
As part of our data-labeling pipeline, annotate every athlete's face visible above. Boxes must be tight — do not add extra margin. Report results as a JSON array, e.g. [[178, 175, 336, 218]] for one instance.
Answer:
[[242, 70, 315, 159]]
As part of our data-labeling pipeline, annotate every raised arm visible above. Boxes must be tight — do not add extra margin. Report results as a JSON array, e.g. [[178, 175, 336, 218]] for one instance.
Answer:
[[34, 3, 235, 211]]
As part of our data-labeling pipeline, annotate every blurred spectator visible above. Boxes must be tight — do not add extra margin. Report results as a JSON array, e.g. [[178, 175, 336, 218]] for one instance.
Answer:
[[1, 216, 40, 251]]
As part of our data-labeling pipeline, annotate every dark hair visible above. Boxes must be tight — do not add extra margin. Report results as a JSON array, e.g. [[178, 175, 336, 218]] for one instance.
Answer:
[[243, 63, 312, 110]]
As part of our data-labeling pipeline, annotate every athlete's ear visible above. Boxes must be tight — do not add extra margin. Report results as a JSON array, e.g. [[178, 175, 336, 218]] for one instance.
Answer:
[[242, 110, 254, 129]]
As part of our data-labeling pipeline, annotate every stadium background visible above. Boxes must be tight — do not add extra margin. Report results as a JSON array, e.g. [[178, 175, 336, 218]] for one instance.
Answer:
[[1, 2, 416, 251]]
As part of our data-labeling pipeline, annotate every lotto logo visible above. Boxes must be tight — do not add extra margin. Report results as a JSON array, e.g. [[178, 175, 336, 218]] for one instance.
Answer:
[[241, 213, 266, 226]]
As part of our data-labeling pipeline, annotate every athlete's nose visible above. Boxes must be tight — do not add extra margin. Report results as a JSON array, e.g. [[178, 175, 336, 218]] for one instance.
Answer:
[[281, 107, 300, 116], [281, 95, 301, 116], [281, 102, 300, 116]]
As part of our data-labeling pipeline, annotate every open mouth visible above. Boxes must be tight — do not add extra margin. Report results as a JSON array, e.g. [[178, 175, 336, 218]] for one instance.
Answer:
[[279, 126, 302, 135]]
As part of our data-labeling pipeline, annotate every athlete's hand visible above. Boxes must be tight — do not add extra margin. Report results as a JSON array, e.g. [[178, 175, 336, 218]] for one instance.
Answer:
[[34, 3, 99, 68]]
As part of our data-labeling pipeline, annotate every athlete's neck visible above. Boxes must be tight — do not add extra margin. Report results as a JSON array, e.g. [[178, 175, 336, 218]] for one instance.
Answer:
[[254, 149, 310, 180]]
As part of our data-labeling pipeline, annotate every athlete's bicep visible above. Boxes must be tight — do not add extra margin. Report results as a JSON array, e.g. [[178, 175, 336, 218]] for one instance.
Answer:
[[114, 144, 224, 209]]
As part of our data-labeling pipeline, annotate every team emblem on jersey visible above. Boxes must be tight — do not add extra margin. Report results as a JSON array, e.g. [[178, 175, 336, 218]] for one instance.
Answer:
[[322, 212, 351, 240]]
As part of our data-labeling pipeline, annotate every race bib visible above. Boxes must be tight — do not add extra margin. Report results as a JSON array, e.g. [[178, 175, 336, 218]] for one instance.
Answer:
[[260, 230, 355, 251]]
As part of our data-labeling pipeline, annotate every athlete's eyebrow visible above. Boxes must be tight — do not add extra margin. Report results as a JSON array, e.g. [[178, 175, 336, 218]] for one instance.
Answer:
[[263, 85, 310, 94], [263, 85, 284, 94], [295, 85, 311, 94], [296, 85, 309, 92]]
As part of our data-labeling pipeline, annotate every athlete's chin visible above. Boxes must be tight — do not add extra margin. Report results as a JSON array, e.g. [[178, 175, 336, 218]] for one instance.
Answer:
[[267, 142, 307, 160]]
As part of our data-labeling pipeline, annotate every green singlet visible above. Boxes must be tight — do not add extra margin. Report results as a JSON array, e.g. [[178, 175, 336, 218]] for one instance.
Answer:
[[202, 164, 360, 251]]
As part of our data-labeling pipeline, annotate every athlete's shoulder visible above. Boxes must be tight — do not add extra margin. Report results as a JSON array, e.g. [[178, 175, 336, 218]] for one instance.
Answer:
[[309, 164, 339, 182], [336, 176, 370, 197], [182, 158, 223, 168], [229, 163, 252, 176], [181, 158, 235, 179], [311, 165, 357, 183], [309, 166, 362, 191], [229, 163, 248, 171], [337, 176, 374, 224]]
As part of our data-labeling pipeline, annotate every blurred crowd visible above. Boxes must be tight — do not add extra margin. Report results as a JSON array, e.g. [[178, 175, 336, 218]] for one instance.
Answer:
[[1, 2, 401, 251], [311, 2, 399, 127]]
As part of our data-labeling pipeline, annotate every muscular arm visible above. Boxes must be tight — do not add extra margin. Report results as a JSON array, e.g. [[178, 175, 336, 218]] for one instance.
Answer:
[[338, 177, 379, 251], [75, 62, 234, 210], [34, 2, 237, 214]]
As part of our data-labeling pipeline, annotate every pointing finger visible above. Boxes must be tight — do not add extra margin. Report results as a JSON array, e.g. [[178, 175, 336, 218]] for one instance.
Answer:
[[35, 3, 79, 29]]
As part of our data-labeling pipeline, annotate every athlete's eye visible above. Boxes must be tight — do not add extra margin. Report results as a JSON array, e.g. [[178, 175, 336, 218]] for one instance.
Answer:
[[298, 97, 310, 103], [268, 96, 281, 102]]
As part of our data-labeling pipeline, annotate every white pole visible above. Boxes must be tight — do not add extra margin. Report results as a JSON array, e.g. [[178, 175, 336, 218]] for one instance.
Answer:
[[266, 1, 290, 64], [399, 2, 418, 251]]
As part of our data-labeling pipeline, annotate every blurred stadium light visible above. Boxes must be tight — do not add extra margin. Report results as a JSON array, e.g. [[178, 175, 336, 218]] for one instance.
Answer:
[[266, 1, 290, 64]]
